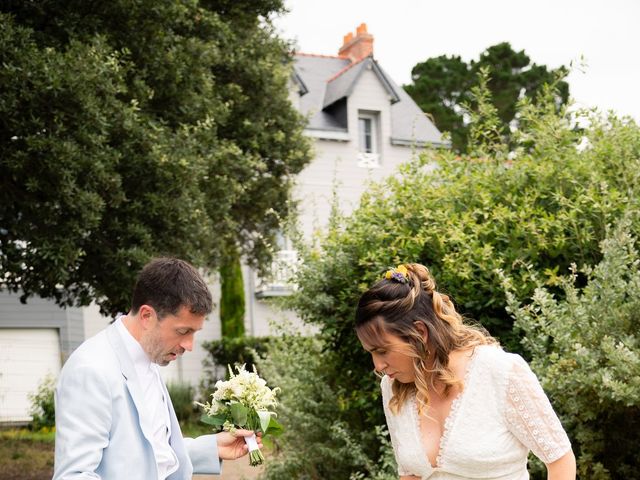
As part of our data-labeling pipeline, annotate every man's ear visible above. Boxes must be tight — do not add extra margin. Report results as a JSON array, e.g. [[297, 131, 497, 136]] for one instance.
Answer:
[[138, 305, 156, 329], [413, 321, 429, 343]]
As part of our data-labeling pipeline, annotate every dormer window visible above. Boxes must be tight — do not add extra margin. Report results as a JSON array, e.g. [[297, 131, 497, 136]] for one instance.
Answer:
[[359, 117, 374, 153], [358, 111, 380, 168]]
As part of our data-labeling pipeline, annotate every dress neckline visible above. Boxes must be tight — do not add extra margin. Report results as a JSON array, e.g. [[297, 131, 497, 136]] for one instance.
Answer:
[[412, 345, 483, 471]]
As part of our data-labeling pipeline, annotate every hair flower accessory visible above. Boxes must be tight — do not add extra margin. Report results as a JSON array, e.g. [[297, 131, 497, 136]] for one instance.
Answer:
[[384, 264, 409, 284]]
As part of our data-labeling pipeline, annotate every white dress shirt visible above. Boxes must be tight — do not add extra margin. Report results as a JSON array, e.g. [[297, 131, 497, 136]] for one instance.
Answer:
[[116, 317, 179, 480]]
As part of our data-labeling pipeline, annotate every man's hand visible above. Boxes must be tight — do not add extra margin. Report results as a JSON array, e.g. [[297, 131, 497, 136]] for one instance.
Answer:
[[216, 429, 263, 460]]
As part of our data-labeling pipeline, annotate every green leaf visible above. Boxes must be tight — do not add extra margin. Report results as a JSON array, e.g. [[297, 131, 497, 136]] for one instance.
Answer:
[[230, 402, 248, 427], [257, 410, 271, 433], [261, 435, 275, 450], [200, 414, 226, 427], [264, 416, 283, 437]]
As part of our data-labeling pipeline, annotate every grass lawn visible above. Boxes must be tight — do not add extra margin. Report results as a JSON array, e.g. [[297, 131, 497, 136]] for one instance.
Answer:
[[0, 429, 55, 480], [1, 422, 267, 480], [0, 421, 217, 479]]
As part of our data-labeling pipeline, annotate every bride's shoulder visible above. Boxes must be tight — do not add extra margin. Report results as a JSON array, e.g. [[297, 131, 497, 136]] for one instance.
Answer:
[[468, 344, 504, 371], [473, 344, 530, 381], [473, 343, 509, 361]]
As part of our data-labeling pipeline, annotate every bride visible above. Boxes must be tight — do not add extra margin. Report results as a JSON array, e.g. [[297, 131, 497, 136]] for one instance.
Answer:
[[355, 264, 576, 480]]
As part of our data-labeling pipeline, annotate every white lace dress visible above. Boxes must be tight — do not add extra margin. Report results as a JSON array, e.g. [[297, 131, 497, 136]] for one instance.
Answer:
[[381, 345, 571, 479]]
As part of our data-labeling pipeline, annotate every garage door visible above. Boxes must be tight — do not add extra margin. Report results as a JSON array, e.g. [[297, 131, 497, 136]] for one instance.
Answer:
[[0, 328, 62, 423]]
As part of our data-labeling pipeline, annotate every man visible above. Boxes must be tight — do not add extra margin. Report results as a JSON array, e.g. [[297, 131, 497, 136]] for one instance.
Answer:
[[54, 257, 260, 479]]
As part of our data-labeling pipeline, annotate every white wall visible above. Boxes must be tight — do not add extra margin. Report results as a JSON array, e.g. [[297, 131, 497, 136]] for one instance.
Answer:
[[82, 302, 112, 340]]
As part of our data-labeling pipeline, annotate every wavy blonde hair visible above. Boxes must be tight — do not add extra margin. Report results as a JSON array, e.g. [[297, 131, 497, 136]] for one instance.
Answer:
[[355, 263, 497, 414]]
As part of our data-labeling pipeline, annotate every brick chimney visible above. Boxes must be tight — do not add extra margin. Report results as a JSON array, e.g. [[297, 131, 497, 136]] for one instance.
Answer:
[[338, 23, 374, 62]]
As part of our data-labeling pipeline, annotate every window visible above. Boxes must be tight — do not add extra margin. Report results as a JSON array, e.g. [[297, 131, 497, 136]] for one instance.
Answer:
[[357, 111, 380, 168], [254, 231, 298, 298], [359, 117, 374, 153]]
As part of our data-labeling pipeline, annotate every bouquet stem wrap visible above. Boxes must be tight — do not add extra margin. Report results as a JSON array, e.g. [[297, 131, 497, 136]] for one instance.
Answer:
[[244, 433, 264, 466]]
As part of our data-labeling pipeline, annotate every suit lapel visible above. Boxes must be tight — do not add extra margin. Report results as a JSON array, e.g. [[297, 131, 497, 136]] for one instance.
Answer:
[[106, 323, 155, 443]]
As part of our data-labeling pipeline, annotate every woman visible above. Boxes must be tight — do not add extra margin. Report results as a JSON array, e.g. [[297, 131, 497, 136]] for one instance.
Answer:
[[355, 263, 575, 480]]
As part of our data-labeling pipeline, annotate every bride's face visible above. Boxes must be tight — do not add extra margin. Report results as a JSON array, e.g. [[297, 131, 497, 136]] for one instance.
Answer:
[[361, 331, 416, 383]]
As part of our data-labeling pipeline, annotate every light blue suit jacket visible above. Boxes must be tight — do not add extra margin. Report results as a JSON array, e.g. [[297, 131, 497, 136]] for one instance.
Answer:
[[54, 323, 221, 479]]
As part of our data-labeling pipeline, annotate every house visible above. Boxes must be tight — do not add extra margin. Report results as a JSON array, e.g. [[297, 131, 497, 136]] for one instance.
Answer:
[[290, 23, 446, 239], [0, 24, 445, 422]]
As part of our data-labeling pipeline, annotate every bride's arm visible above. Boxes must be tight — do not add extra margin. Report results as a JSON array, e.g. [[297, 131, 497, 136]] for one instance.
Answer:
[[400, 476, 421, 480], [546, 450, 576, 479]]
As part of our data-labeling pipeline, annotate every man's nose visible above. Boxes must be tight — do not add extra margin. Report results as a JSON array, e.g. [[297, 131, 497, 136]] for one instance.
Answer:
[[181, 334, 194, 352]]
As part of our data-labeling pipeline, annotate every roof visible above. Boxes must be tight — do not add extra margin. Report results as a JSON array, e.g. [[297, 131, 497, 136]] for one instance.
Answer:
[[323, 56, 400, 109], [293, 53, 447, 146], [294, 54, 351, 132]]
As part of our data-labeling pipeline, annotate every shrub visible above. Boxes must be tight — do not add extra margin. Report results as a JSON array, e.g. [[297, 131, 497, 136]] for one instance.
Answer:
[[257, 333, 397, 480], [28, 374, 56, 431], [504, 218, 640, 479], [286, 80, 640, 475], [166, 382, 198, 424]]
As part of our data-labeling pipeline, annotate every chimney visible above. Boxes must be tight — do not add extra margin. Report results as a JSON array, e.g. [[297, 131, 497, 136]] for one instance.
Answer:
[[338, 23, 374, 62]]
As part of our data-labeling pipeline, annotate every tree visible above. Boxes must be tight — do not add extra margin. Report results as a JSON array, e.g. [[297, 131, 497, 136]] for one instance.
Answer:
[[219, 253, 246, 338], [0, 1, 311, 314], [404, 42, 569, 152]]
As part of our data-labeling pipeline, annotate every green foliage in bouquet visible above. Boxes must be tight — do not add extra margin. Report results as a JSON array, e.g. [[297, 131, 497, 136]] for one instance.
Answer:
[[504, 218, 640, 479]]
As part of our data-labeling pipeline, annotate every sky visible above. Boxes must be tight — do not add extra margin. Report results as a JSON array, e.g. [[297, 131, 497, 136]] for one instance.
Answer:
[[274, 0, 640, 122]]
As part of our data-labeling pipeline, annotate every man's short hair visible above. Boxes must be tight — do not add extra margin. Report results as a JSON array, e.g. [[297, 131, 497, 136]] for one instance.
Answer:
[[131, 257, 213, 318]]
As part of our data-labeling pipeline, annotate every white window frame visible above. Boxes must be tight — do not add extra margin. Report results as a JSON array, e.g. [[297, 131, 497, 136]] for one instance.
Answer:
[[357, 111, 381, 168]]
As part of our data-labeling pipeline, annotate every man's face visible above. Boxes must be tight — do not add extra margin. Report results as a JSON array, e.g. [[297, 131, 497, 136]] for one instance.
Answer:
[[140, 305, 205, 366]]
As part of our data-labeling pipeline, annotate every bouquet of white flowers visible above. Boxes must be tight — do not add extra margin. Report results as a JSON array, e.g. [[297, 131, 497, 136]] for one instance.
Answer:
[[198, 364, 282, 466]]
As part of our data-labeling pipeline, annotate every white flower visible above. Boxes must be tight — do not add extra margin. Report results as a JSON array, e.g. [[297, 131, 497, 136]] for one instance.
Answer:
[[205, 364, 279, 412], [199, 364, 282, 467]]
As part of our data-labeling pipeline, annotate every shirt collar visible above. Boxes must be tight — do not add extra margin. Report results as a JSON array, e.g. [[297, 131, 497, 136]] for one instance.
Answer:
[[115, 315, 153, 374]]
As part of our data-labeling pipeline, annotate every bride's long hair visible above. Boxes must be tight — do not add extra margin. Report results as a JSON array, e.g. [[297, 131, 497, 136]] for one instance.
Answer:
[[355, 263, 497, 414]]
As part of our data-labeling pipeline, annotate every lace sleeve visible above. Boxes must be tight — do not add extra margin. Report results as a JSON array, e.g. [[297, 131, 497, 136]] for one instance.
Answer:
[[504, 354, 571, 464], [380, 376, 410, 476]]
